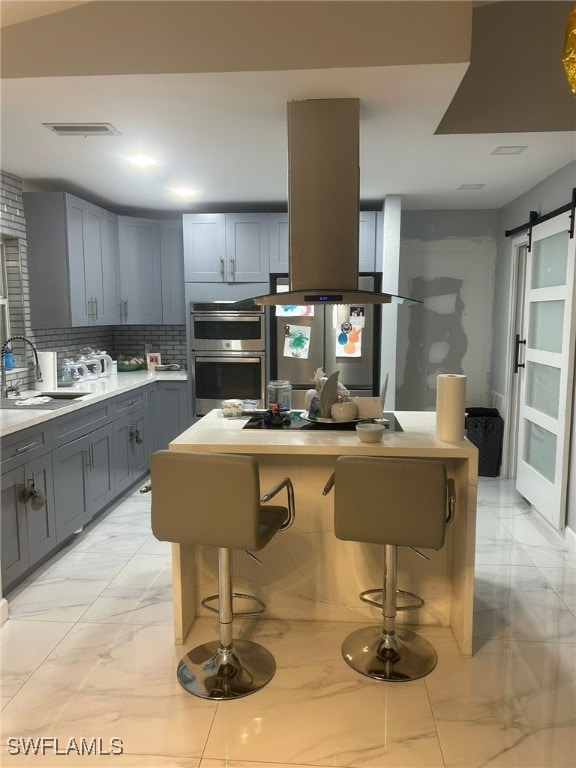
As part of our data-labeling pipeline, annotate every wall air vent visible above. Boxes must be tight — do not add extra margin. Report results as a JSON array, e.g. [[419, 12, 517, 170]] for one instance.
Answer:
[[42, 123, 121, 137]]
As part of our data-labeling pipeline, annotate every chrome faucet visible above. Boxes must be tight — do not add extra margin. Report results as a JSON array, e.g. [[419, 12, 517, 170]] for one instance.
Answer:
[[1, 336, 43, 398]]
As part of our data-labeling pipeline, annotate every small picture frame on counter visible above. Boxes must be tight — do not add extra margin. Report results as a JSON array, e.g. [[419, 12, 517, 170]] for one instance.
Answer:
[[146, 352, 161, 371]]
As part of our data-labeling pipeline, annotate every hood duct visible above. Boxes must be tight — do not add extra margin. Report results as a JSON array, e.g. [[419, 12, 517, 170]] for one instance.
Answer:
[[251, 98, 418, 306]]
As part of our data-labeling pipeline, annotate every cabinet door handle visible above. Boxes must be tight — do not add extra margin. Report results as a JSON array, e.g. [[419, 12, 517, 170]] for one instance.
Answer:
[[229, 258, 235, 280], [89, 443, 95, 470], [85, 448, 92, 469], [93, 297, 98, 320], [16, 442, 38, 454], [124, 299, 128, 322], [220, 257, 225, 280]]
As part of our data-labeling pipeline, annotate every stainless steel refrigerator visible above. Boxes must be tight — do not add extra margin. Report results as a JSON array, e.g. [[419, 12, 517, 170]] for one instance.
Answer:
[[268, 274, 381, 409]]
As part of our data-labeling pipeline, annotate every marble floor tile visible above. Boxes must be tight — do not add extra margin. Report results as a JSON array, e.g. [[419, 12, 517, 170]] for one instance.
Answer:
[[477, 479, 531, 507], [19, 551, 129, 587], [473, 564, 576, 643], [136, 534, 172, 555], [0, 623, 217, 763], [426, 637, 576, 767], [79, 554, 173, 625], [0, 620, 74, 709], [498, 514, 576, 569], [67, 530, 150, 555], [537, 567, 576, 616], [6, 578, 112, 622]]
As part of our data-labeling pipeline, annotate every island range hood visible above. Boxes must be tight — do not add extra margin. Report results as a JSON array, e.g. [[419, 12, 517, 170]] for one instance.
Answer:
[[251, 98, 416, 306]]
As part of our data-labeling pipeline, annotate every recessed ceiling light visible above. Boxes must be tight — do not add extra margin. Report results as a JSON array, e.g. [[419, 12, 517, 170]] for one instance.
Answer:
[[458, 184, 485, 190], [491, 145, 528, 155], [123, 154, 159, 168], [169, 187, 198, 200]]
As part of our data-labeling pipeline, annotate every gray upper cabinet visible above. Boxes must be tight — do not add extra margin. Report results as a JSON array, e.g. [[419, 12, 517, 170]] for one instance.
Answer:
[[267, 211, 377, 274], [117, 217, 162, 324], [268, 213, 290, 273], [160, 220, 185, 324], [183, 214, 226, 282], [24, 192, 119, 328], [183, 213, 269, 283]]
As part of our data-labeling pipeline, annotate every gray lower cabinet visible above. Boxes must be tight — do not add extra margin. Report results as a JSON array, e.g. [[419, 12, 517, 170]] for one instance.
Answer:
[[1, 455, 56, 589], [1, 381, 173, 591], [52, 422, 115, 543], [113, 405, 150, 495], [155, 381, 191, 450]]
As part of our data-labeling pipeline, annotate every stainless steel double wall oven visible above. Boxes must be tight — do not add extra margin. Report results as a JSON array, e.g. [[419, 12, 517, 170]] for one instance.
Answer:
[[190, 301, 266, 416]]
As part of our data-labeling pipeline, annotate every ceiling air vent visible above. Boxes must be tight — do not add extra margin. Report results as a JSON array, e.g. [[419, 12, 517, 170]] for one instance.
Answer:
[[42, 123, 121, 137]]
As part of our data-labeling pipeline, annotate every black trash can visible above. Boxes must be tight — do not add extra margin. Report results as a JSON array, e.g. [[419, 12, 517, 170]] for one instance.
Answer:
[[465, 407, 504, 477]]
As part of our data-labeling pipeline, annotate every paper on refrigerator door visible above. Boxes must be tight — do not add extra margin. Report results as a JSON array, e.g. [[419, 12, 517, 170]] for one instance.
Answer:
[[283, 324, 311, 359], [336, 323, 362, 358]]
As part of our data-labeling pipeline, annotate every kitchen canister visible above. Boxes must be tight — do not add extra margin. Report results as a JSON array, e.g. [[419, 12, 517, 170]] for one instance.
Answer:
[[435, 374, 466, 442], [267, 380, 292, 412], [35, 351, 58, 391]]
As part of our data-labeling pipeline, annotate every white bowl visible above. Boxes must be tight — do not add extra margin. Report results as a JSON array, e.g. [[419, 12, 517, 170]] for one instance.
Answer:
[[356, 422, 385, 443]]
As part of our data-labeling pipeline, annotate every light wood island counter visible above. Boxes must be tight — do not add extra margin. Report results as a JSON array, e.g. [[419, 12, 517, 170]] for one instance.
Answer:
[[169, 410, 478, 656]]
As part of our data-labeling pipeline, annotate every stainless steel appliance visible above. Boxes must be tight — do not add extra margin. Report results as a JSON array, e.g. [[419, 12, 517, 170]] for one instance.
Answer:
[[269, 274, 381, 409], [190, 302, 266, 415], [190, 301, 265, 351]]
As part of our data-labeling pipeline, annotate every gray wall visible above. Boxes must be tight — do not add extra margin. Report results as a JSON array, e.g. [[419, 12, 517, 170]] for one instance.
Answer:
[[396, 210, 498, 410]]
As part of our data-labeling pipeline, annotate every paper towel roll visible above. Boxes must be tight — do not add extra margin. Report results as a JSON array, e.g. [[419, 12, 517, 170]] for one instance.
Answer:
[[35, 351, 57, 391], [436, 374, 466, 442]]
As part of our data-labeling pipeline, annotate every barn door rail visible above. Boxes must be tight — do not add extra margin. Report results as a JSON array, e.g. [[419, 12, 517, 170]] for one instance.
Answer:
[[505, 187, 576, 250]]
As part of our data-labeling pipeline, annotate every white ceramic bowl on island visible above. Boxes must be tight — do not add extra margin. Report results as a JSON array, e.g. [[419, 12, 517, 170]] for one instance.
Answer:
[[356, 422, 385, 443]]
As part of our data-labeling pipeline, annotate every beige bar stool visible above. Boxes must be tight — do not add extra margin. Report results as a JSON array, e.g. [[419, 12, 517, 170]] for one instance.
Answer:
[[151, 450, 295, 700], [324, 456, 455, 681]]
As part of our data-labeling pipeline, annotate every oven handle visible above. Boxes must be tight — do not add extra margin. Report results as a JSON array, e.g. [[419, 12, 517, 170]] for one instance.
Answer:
[[191, 314, 263, 323], [192, 355, 265, 364]]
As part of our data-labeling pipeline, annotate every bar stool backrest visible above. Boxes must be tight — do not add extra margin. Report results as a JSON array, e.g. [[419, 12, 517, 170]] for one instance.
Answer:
[[151, 450, 264, 550], [334, 456, 448, 550]]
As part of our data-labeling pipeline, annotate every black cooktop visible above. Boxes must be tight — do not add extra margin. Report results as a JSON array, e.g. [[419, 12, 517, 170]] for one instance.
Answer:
[[242, 412, 403, 432]]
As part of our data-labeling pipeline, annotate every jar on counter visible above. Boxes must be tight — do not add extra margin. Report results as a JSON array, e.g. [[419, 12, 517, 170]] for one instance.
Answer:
[[267, 380, 292, 412], [221, 399, 244, 417]]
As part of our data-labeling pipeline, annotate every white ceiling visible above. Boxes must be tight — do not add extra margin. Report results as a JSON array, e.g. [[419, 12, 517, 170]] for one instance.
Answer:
[[1, 1, 575, 215]]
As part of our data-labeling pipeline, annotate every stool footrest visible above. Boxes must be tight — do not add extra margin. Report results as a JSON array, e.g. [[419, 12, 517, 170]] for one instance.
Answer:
[[360, 588, 424, 611], [201, 592, 266, 617]]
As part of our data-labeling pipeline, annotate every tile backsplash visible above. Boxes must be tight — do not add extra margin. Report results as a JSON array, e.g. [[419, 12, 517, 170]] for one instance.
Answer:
[[33, 324, 187, 369]]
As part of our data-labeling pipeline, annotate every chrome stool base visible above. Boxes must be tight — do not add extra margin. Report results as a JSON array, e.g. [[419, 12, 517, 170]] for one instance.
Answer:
[[341, 626, 438, 682], [177, 639, 276, 700]]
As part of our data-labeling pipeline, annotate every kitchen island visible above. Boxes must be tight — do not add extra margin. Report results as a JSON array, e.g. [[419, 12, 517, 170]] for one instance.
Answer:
[[169, 409, 478, 656]]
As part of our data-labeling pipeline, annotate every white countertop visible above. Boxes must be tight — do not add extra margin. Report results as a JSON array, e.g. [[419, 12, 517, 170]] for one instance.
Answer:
[[0, 370, 188, 437], [170, 408, 477, 459]]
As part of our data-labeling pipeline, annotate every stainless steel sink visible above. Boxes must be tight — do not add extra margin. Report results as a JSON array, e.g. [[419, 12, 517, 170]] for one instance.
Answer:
[[0, 392, 88, 410], [37, 391, 87, 399]]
